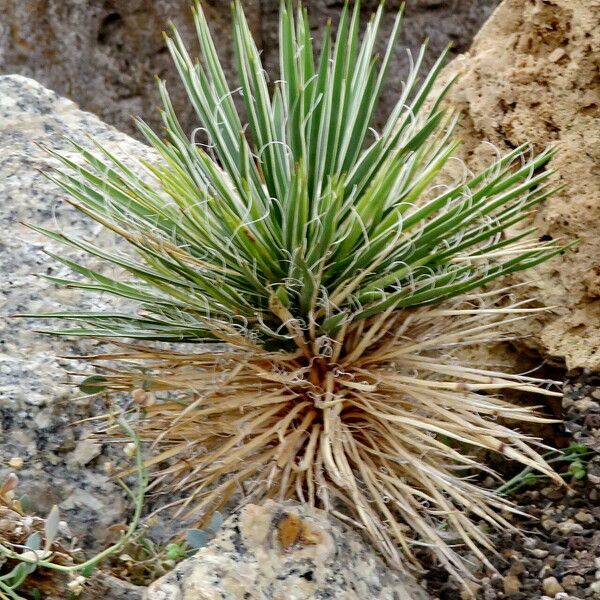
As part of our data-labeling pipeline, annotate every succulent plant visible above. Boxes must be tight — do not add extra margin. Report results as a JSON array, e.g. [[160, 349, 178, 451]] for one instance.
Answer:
[[29, 0, 570, 582]]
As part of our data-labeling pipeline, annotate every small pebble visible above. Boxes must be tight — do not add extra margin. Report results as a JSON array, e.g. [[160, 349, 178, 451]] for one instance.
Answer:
[[508, 560, 525, 577], [8, 457, 24, 469], [561, 574, 585, 591], [542, 576, 564, 596], [539, 564, 553, 579], [574, 510, 593, 524], [556, 520, 584, 535], [503, 574, 520, 595], [573, 398, 599, 412], [589, 471, 600, 485], [531, 548, 549, 558], [542, 517, 558, 531], [124, 443, 137, 458]]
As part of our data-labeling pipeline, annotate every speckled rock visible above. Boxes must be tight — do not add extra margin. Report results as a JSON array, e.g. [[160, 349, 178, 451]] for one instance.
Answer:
[[146, 500, 428, 600], [0, 74, 155, 548], [0, 0, 499, 138], [440, 0, 600, 370]]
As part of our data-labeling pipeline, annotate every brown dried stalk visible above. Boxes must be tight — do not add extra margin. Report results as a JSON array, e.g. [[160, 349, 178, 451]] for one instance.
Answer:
[[88, 291, 561, 583]]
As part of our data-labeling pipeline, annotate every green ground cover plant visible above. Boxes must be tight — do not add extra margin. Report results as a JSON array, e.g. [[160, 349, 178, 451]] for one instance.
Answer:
[[0, 421, 146, 600]]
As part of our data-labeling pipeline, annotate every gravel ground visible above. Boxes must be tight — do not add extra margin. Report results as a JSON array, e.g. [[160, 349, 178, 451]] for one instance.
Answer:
[[425, 371, 600, 600]]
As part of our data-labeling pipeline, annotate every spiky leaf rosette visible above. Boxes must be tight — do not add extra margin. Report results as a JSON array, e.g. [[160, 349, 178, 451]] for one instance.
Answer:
[[29, 0, 570, 582]]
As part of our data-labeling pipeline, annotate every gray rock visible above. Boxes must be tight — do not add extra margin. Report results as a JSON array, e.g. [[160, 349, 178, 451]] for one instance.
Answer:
[[0, 0, 499, 138], [0, 74, 153, 548], [146, 500, 429, 600]]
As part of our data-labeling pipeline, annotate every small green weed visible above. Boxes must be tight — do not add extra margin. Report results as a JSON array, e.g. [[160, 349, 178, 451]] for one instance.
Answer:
[[0, 420, 146, 599]]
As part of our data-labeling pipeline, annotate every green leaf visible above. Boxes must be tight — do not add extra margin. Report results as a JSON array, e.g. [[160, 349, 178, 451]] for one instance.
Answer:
[[568, 460, 587, 480], [165, 543, 187, 560], [185, 529, 210, 549], [79, 376, 108, 395], [25, 533, 41, 552], [44, 505, 60, 546], [17, 495, 31, 513]]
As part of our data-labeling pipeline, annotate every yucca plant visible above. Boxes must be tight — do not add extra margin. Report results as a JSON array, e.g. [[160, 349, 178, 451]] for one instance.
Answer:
[[28, 0, 571, 583]]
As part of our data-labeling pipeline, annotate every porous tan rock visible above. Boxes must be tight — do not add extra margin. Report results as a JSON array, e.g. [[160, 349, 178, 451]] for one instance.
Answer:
[[440, 0, 600, 371], [146, 500, 428, 600]]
